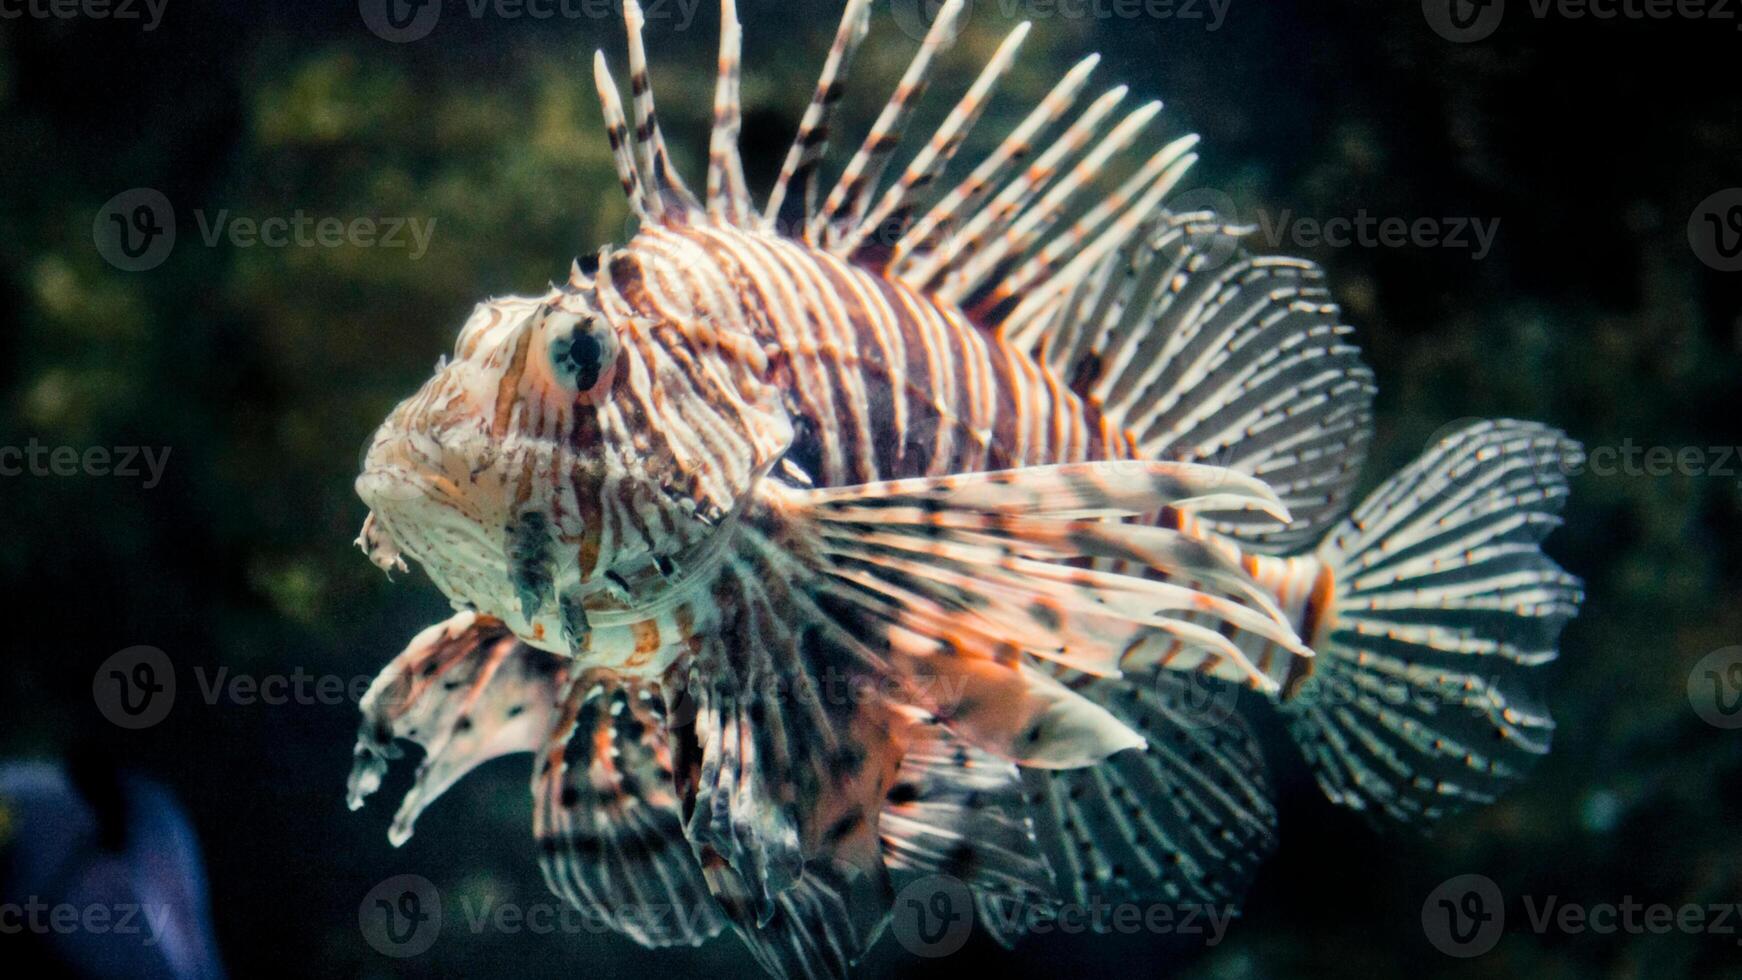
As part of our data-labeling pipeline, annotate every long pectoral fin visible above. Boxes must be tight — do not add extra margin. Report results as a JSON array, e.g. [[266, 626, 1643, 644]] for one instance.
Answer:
[[532, 672, 726, 948], [761, 460, 1309, 768], [350, 614, 728, 950], [662, 542, 906, 974], [348, 613, 568, 845]]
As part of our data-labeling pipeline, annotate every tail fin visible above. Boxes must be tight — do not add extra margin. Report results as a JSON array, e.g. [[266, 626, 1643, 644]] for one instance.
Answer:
[[1280, 419, 1583, 823]]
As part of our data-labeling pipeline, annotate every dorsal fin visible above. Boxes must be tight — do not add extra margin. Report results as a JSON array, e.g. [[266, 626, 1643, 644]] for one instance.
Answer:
[[576, 5, 1375, 550], [706, 0, 750, 222], [592, 51, 651, 221], [1009, 215, 1377, 551], [762, 0, 874, 237], [978, 134, 1198, 322], [623, 0, 699, 215], [889, 52, 1101, 273], [900, 84, 1131, 294], [811, 0, 968, 247], [939, 98, 1164, 307], [840, 20, 1032, 266]]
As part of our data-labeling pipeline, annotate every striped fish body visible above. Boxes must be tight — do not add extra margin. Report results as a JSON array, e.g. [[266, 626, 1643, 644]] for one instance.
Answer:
[[622, 223, 1116, 486], [614, 221, 1331, 685], [348, 3, 1584, 977]]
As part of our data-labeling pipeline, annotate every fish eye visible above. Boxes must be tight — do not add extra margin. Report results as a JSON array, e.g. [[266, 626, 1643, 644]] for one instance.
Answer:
[[546, 313, 618, 399]]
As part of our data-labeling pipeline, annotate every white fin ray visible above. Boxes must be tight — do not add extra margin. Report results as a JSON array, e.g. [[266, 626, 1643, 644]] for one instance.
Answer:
[[813, 0, 967, 245], [347, 614, 565, 846], [762, 0, 874, 234], [1003, 217, 1378, 552], [534, 674, 728, 947], [987, 135, 1199, 324], [593, 51, 652, 221], [624, 0, 700, 213], [999, 672, 1275, 933], [706, 0, 751, 221], [795, 457, 1290, 520], [904, 84, 1130, 294], [939, 99, 1163, 307], [889, 53, 1101, 274], [817, 525, 1308, 681], [881, 722, 1056, 902], [838, 20, 1032, 262], [776, 461, 1309, 702]]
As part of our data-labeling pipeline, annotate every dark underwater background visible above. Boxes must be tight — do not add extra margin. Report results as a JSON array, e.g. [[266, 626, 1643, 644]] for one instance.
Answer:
[[2, 0, 1740, 976]]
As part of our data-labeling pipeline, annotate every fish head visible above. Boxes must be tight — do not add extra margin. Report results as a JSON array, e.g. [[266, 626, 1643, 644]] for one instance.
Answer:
[[356, 247, 791, 661]]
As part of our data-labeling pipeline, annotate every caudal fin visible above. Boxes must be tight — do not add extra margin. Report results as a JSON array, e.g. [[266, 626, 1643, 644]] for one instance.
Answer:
[[1279, 419, 1583, 823]]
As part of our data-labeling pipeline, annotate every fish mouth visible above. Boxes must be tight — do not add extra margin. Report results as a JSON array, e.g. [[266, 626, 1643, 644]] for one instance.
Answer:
[[355, 510, 408, 576], [354, 415, 517, 614]]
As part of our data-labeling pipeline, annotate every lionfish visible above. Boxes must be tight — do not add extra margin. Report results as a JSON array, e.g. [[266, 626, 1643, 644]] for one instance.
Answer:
[[347, 1, 1582, 975]]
